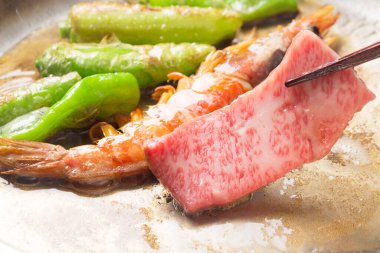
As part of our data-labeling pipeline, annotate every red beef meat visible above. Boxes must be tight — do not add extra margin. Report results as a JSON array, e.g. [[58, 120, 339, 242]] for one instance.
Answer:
[[144, 31, 375, 214]]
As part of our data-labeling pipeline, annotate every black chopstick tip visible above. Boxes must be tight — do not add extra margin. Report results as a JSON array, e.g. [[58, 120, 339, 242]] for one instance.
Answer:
[[284, 79, 297, 87], [285, 75, 308, 87], [285, 40, 380, 88]]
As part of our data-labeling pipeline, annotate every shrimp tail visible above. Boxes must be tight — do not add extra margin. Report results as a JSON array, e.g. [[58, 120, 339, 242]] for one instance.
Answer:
[[0, 138, 68, 178], [294, 5, 340, 35], [0, 138, 153, 194], [198, 5, 338, 78]]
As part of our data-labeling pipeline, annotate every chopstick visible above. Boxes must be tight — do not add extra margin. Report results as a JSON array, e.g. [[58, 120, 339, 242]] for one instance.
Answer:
[[285, 41, 380, 87]]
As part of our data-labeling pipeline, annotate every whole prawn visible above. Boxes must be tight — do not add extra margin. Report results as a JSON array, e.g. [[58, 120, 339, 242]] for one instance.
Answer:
[[0, 6, 338, 193]]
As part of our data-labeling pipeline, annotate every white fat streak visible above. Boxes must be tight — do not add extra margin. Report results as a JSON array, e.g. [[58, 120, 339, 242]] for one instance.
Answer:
[[235, 91, 292, 171]]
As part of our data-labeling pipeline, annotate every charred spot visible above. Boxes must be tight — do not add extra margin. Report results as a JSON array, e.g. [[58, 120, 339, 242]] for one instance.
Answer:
[[164, 194, 173, 203], [268, 49, 285, 72], [327, 152, 348, 166], [311, 25, 320, 37]]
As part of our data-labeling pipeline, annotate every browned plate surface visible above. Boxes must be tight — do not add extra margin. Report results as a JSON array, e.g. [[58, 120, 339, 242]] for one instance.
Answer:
[[0, 0, 380, 252]]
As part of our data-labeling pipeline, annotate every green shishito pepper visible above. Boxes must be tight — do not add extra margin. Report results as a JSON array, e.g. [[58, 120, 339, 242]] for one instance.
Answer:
[[35, 42, 214, 88], [1, 73, 140, 141], [137, 0, 298, 22], [61, 3, 242, 44], [0, 107, 49, 138], [0, 72, 81, 126], [141, 0, 225, 7]]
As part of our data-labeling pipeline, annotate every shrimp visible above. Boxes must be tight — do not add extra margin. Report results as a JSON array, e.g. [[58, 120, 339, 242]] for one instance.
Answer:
[[0, 6, 339, 194]]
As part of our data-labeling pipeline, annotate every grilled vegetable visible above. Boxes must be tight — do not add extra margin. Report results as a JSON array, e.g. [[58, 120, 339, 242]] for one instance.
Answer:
[[0, 107, 48, 138], [227, 0, 298, 22], [61, 2, 242, 44], [1, 73, 140, 141], [36, 42, 214, 88], [136, 0, 298, 22], [0, 72, 81, 126]]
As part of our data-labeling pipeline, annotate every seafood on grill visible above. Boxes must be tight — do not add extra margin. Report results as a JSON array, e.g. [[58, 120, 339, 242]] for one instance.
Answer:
[[0, 6, 339, 194]]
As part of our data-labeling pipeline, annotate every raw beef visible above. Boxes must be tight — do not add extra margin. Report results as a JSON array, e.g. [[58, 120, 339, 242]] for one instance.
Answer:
[[144, 31, 375, 214]]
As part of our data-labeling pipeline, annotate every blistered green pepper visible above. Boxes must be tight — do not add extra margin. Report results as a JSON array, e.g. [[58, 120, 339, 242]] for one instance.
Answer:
[[0, 108, 49, 138], [35, 42, 214, 88], [0, 72, 81, 126], [1, 73, 140, 141], [137, 0, 225, 7], [137, 0, 298, 22], [225, 0, 298, 22], [61, 2, 242, 44]]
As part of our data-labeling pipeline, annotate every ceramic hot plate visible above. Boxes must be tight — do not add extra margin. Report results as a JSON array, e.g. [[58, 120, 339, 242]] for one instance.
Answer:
[[0, 0, 380, 252]]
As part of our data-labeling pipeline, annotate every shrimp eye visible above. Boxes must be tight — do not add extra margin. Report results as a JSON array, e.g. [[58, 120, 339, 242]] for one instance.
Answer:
[[269, 49, 285, 72], [13, 176, 40, 186], [311, 25, 320, 37]]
